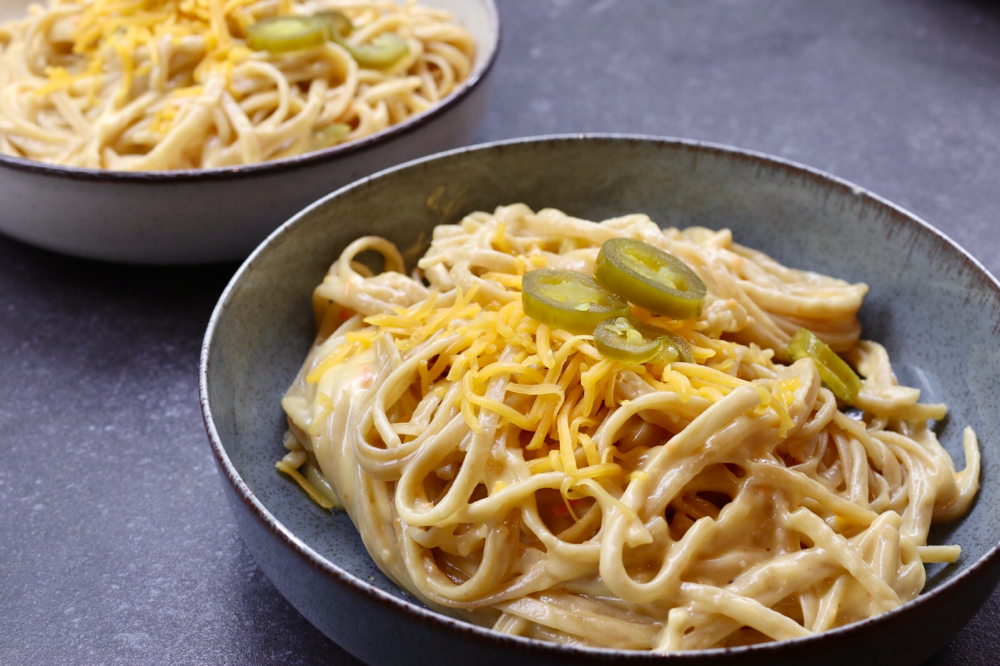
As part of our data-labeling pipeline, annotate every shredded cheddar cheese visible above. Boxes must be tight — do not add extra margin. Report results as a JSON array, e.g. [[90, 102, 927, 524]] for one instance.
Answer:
[[304, 251, 807, 513]]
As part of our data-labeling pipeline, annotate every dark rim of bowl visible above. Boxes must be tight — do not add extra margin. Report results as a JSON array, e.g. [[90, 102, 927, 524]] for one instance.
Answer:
[[0, 0, 500, 183], [199, 134, 1000, 661]]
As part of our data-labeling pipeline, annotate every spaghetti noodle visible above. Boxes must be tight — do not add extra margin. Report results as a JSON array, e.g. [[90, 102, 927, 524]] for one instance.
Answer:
[[0, 0, 474, 170]]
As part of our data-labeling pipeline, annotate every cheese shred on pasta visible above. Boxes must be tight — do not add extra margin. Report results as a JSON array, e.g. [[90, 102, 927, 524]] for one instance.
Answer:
[[0, 0, 474, 169], [280, 204, 980, 651]]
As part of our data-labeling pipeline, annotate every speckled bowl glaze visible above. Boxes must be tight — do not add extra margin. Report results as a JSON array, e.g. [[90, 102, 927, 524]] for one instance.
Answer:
[[200, 135, 1000, 666], [0, 0, 498, 265]]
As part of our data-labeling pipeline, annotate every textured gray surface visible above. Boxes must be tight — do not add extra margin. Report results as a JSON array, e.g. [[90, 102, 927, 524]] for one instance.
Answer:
[[1, 0, 999, 664]]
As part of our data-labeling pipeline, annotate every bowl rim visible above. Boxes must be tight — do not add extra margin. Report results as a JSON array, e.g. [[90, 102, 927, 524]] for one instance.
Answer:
[[0, 0, 500, 183], [199, 133, 1000, 660]]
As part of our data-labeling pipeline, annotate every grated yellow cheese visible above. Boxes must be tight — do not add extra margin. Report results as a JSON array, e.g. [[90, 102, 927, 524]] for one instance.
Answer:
[[275, 460, 335, 510], [308, 237, 806, 525], [308, 392, 334, 436], [31, 0, 265, 115], [492, 222, 509, 253]]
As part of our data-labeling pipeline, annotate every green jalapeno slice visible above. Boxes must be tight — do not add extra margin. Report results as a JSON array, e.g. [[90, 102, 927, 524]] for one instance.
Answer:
[[340, 32, 409, 68], [594, 238, 706, 319], [786, 328, 861, 404], [247, 16, 327, 53], [247, 11, 407, 68], [312, 123, 351, 150], [317, 10, 408, 68], [594, 316, 694, 365], [317, 11, 352, 40], [522, 269, 630, 335]]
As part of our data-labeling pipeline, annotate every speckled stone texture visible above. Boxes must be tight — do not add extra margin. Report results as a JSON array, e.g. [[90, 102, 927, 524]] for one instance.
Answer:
[[1, 1, 999, 665]]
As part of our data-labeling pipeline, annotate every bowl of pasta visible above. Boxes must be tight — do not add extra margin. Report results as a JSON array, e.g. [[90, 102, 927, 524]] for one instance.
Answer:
[[200, 135, 1000, 665], [0, 0, 499, 264]]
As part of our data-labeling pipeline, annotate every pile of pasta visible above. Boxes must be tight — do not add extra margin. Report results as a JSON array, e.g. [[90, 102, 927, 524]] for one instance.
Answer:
[[0, 0, 474, 170], [280, 204, 980, 651]]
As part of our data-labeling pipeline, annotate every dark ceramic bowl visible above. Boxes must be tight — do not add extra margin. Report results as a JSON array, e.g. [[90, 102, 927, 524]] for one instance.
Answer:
[[200, 135, 1000, 665]]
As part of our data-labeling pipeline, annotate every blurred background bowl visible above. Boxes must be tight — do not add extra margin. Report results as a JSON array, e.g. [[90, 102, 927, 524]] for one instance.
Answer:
[[0, 0, 499, 265], [200, 135, 1000, 666]]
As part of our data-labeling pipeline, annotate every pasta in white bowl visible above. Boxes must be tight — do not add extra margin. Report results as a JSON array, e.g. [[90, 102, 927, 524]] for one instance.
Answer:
[[0, 0, 475, 170], [0, 0, 498, 263]]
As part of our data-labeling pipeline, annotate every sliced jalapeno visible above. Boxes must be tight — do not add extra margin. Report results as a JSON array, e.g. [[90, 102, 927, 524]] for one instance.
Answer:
[[595, 238, 706, 320], [658, 327, 695, 364], [522, 269, 630, 335], [594, 316, 694, 365], [787, 328, 861, 404], [247, 11, 407, 67], [341, 32, 409, 68], [247, 16, 328, 53], [317, 10, 409, 68], [312, 123, 351, 150], [317, 11, 352, 40]]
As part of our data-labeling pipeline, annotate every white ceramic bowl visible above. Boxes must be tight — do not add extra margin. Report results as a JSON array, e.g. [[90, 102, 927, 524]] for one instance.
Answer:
[[0, 0, 499, 264]]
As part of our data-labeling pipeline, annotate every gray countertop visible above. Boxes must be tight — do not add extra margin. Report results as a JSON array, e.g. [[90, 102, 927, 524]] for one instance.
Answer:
[[2, 1, 999, 664]]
